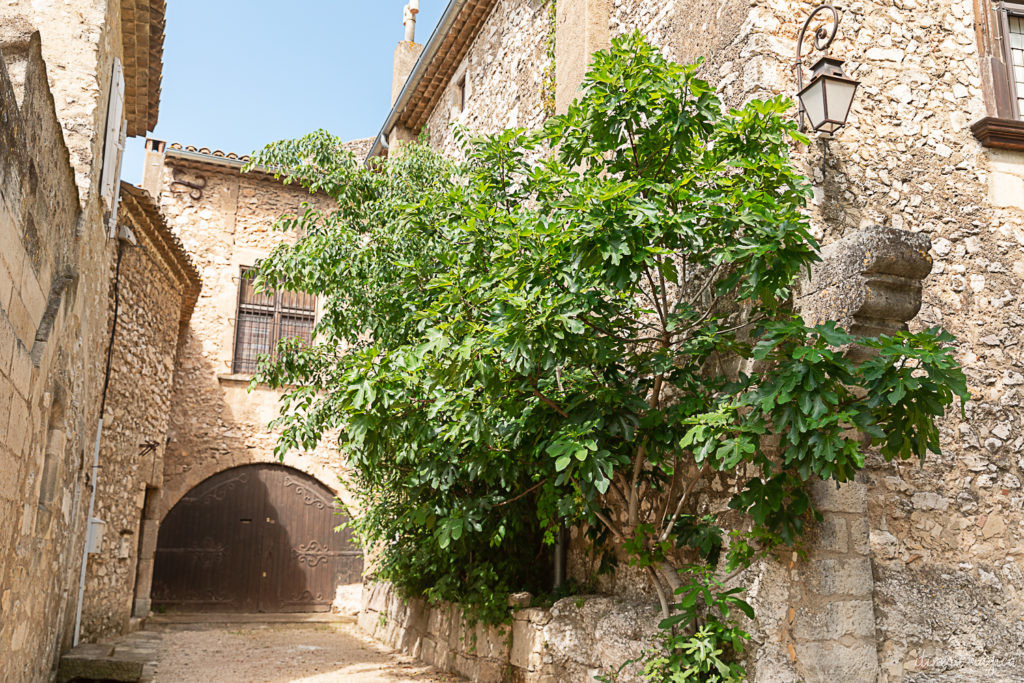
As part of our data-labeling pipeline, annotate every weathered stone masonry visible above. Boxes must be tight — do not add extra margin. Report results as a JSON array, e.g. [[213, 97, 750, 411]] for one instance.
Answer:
[[79, 182, 200, 641], [0, 33, 92, 681]]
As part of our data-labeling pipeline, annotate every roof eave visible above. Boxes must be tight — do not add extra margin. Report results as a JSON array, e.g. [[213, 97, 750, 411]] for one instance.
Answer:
[[368, 0, 487, 163]]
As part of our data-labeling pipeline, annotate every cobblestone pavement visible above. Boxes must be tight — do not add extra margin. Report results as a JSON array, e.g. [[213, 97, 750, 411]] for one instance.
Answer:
[[151, 621, 458, 682]]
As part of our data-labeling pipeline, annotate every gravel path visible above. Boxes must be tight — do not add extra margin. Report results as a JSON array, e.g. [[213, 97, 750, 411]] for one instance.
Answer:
[[153, 622, 458, 682]]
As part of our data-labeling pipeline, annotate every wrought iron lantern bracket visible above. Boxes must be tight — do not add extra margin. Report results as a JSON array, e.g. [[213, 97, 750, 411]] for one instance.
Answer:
[[794, 4, 843, 133]]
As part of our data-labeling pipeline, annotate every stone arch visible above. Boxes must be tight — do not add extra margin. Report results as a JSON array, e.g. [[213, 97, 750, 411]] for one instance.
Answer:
[[159, 450, 356, 523]]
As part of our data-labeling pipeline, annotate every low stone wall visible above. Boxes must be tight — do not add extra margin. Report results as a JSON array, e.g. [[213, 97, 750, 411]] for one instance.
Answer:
[[359, 582, 659, 682]]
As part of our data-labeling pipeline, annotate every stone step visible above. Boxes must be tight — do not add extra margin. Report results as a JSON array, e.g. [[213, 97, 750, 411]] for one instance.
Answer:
[[57, 632, 161, 683]]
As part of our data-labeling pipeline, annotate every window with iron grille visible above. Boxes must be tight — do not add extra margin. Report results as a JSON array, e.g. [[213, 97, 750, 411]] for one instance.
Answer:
[[232, 267, 316, 374]]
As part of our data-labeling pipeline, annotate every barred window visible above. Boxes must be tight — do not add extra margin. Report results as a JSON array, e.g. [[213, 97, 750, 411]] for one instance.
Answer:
[[232, 268, 316, 374]]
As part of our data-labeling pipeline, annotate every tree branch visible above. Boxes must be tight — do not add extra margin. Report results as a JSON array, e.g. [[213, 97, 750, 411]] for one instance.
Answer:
[[628, 438, 649, 527], [529, 376, 569, 418], [494, 479, 547, 507], [659, 462, 711, 543], [593, 508, 626, 543], [647, 566, 672, 619]]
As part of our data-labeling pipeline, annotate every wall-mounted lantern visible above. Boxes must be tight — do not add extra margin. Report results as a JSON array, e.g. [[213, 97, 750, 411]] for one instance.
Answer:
[[795, 5, 860, 134]]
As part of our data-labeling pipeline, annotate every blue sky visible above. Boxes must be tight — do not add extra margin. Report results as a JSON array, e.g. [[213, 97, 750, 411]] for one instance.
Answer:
[[123, 1, 445, 184]]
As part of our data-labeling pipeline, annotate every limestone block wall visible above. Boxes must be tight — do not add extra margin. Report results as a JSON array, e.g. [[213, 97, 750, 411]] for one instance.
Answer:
[[714, 2, 1024, 679], [151, 152, 350, 508], [620, 0, 1024, 676], [0, 1, 172, 679], [610, 0, 1024, 678], [137, 147, 360, 611], [2, 0, 128, 198], [77, 185, 198, 642], [0, 33, 114, 683]]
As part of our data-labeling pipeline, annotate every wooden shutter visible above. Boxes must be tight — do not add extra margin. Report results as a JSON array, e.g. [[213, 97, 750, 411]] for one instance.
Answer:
[[100, 58, 126, 213]]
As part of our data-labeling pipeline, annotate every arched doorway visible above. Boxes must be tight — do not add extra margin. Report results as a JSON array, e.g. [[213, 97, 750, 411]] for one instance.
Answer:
[[151, 464, 362, 612]]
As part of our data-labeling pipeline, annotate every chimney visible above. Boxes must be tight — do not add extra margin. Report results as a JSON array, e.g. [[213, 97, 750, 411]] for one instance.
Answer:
[[141, 138, 166, 198], [392, 2, 424, 106], [404, 0, 419, 42]]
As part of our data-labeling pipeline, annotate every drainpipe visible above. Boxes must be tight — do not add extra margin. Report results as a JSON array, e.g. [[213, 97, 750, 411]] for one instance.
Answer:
[[73, 223, 135, 645]]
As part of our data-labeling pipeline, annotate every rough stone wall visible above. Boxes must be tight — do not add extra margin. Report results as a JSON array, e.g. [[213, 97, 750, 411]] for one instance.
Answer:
[[609, 0, 1024, 678], [148, 149, 359, 610], [0, 2, 173, 678], [2, 0, 124, 198], [372, 0, 1024, 680], [77, 200, 193, 642], [0, 32, 113, 683], [691, 1, 1024, 679], [423, 0, 551, 158], [361, 582, 660, 682], [610, 0, 753, 79]]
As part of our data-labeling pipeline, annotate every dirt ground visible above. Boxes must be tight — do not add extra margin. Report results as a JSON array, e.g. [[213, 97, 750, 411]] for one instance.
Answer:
[[152, 622, 459, 682]]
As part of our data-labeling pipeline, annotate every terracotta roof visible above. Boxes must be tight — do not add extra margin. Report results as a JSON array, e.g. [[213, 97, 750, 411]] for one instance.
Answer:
[[165, 139, 376, 175], [167, 142, 250, 162], [368, 0, 498, 160], [121, 0, 165, 137], [119, 182, 201, 325]]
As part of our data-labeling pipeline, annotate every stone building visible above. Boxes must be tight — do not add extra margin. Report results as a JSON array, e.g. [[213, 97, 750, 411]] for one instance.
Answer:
[[131, 139, 370, 617], [0, 1, 196, 679], [359, 1, 1024, 681], [76, 182, 200, 641]]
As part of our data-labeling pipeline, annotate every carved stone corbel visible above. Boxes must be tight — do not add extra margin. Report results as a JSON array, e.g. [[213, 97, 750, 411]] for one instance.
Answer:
[[798, 225, 932, 359]]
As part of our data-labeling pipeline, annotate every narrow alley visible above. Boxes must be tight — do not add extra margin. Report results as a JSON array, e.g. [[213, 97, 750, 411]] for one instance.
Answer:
[[154, 622, 455, 682], [60, 617, 457, 682]]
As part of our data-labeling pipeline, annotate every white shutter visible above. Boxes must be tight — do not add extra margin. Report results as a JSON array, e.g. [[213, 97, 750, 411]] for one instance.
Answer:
[[106, 118, 127, 237], [100, 58, 125, 210]]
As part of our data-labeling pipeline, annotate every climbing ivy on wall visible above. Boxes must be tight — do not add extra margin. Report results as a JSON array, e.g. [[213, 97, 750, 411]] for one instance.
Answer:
[[246, 33, 967, 679]]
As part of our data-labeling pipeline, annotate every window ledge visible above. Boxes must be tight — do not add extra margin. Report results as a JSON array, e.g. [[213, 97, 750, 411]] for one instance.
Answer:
[[216, 373, 305, 390], [217, 373, 255, 384], [971, 117, 1024, 151]]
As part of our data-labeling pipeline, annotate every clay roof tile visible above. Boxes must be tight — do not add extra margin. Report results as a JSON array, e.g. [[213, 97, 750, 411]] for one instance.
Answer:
[[121, 0, 165, 137]]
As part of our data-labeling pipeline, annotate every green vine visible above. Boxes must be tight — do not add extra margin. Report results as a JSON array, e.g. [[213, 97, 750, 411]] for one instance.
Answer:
[[541, 0, 556, 117]]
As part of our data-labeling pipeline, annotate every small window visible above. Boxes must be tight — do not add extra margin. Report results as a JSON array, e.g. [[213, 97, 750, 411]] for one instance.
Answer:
[[232, 268, 316, 375], [456, 74, 467, 113]]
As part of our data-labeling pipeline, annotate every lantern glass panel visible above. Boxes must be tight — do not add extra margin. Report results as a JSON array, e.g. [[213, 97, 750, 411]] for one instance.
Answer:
[[824, 76, 858, 126], [799, 78, 827, 130]]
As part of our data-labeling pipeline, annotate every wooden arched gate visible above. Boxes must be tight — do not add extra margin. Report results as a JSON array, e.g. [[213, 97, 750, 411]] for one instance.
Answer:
[[152, 464, 362, 612]]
